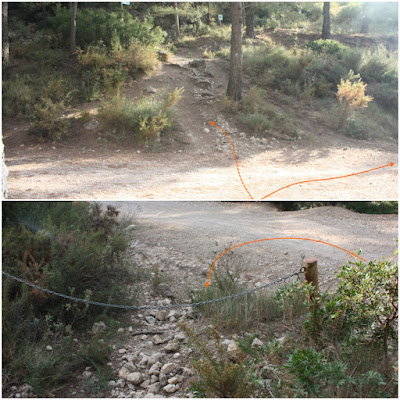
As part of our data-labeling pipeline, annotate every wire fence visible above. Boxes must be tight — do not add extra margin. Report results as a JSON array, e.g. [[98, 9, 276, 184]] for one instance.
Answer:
[[2, 269, 304, 310]]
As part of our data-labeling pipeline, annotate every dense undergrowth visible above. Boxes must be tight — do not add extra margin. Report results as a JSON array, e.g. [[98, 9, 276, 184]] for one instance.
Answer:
[[188, 256, 398, 398], [3, 3, 397, 144], [2, 202, 134, 396], [216, 37, 397, 140], [3, 7, 166, 143], [98, 87, 183, 146]]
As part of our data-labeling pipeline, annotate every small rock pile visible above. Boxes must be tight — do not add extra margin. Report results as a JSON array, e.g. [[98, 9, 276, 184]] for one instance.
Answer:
[[106, 304, 198, 398], [7, 383, 34, 398]]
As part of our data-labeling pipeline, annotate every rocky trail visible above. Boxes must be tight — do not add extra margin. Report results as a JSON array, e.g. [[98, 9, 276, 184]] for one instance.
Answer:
[[3, 52, 398, 200]]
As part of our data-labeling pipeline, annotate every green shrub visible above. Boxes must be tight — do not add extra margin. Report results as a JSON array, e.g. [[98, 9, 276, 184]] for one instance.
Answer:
[[116, 43, 161, 75], [239, 113, 274, 132], [278, 257, 398, 397], [98, 88, 183, 145], [76, 42, 161, 102], [12, 338, 83, 397], [336, 3, 363, 24], [191, 256, 283, 331], [305, 39, 347, 57], [29, 95, 76, 141], [243, 43, 347, 100], [47, 6, 166, 49], [342, 47, 363, 73], [76, 44, 125, 101], [285, 347, 347, 397], [360, 58, 389, 83], [182, 325, 255, 398], [359, 45, 398, 84], [301, 258, 398, 375], [342, 117, 366, 139], [2, 74, 37, 117], [2, 202, 130, 330], [2, 202, 132, 395]]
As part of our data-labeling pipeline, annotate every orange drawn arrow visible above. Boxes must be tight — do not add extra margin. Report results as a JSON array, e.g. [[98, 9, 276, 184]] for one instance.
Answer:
[[210, 121, 253, 199], [205, 237, 366, 287], [210, 121, 395, 199], [262, 163, 395, 199]]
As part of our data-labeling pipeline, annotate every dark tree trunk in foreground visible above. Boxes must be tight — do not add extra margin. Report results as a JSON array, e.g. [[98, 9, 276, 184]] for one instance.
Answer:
[[70, 2, 77, 56], [2, 2, 9, 71], [227, 2, 243, 101], [322, 2, 332, 39], [174, 2, 180, 38], [245, 2, 255, 39]]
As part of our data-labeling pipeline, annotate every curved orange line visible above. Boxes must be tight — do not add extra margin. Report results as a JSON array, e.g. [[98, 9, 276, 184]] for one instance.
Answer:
[[206, 237, 366, 286]]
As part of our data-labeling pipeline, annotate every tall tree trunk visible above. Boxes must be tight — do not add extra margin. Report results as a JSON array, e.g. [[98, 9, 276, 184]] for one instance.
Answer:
[[360, 3, 370, 34], [322, 2, 332, 40], [245, 2, 255, 39], [227, 2, 243, 101], [174, 2, 180, 38], [360, 17, 369, 34], [70, 2, 77, 56], [207, 2, 210, 25], [2, 2, 9, 71]]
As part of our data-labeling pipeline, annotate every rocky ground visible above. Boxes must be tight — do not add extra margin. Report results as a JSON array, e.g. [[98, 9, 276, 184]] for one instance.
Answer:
[[5, 202, 398, 398]]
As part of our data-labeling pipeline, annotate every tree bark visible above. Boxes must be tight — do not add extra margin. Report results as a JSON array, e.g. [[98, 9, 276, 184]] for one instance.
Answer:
[[174, 2, 180, 38], [70, 2, 77, 56], [245, 2, 255, 39], [2, 2, 9, 71], [322, 2, 332, 40], [227, 2, 243, 101]]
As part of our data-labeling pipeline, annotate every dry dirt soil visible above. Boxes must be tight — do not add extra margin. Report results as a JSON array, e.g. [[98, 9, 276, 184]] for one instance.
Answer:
[[111, 201, 398, 293], [3, 48, 398, 200]]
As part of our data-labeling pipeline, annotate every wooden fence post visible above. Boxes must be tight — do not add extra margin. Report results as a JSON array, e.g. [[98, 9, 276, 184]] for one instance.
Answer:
[[304, 257, 320, 342], [304, 257, 318, 292]]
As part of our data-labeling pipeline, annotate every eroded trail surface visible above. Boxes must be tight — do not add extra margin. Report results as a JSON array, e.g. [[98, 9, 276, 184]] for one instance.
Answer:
[[4, 53, 398, 200], [47, 202, 396, 398], [116, 202, 397, 292]]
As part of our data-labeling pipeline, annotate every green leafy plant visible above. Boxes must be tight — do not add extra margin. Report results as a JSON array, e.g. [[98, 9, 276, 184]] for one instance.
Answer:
[[306, 39, 347, 56], [285, 347, 347, 397], [98, 87, 183, 145], [335, 259, 398, 375], [181, 325, 254, 398]]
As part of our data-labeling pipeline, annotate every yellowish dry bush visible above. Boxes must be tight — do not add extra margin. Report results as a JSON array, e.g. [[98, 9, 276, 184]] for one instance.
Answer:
[[336, 70, 373, 121]]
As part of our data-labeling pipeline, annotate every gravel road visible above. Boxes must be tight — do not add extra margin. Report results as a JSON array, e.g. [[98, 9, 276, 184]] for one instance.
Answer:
[[106, 202, 397, 292]]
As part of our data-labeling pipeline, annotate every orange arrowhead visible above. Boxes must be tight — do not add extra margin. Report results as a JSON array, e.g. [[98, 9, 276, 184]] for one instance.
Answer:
[[390, 162, 394, 166], [205, 282, 210, 287], [210, 121, 215, 125]]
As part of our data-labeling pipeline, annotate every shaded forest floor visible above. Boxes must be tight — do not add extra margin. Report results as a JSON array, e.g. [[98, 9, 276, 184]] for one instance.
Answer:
[[3, 30, 398, 200]]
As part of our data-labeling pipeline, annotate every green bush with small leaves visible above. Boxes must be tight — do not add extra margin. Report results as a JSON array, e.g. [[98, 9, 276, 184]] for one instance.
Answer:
[[47, 5, 166, 49], [2, 202, 133, 396], [305, 39, 347, 57], [98, 88, 183, 145]]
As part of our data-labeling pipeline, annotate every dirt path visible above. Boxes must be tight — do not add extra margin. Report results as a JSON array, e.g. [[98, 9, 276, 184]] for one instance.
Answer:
[[4, 54, 398, 200], [112, 202, 397, 293]]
